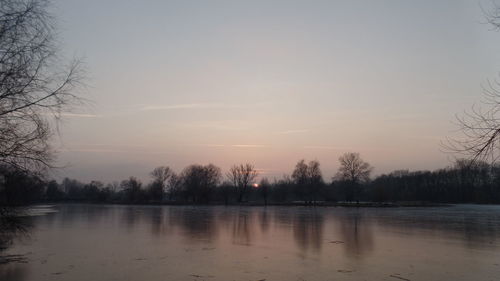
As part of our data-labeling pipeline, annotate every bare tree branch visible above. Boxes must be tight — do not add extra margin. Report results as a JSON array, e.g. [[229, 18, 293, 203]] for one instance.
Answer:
[[443, 77, 500, 164], [0, 0, 84, 173]]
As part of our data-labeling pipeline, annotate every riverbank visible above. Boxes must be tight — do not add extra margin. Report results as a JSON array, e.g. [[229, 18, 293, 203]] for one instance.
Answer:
[[38, 200, 451, 208]]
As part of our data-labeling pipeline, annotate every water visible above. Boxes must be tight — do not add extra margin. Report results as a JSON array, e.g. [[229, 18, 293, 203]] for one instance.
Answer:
[[1, 204, 500, 281]]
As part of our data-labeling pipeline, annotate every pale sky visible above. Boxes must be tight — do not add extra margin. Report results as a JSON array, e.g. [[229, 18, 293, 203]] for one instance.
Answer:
[[50, 0, 500, 183]]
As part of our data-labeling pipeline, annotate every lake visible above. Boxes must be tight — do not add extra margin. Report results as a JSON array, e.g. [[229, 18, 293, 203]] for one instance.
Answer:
[[1, 204, 500, 281]]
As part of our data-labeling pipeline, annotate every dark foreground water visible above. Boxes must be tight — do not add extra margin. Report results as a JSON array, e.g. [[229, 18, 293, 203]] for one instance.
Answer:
[[1, 204, 500, 281]]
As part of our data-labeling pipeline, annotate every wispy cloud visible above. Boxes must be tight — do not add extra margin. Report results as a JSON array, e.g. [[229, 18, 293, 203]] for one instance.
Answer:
[[187, 144, 268, 148], [140, 103, 242, 111], [60, 148, 124, 153], [60, 112, 102, 118], [231, 144, 267, 148], [187, 144, 227, 147], [254, 168, 281, 174], [178, 120, 249, 131], [303, 145, 344, 150], [276, 129, 309, 134], [59, 143, 149, 153]]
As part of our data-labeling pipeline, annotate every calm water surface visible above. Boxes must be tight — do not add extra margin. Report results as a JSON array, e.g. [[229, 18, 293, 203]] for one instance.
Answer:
[[1, 204, 500, 281]]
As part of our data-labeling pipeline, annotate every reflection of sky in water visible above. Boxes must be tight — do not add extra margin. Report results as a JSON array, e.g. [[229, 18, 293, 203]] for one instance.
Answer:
[[1, 204, 500, 281]]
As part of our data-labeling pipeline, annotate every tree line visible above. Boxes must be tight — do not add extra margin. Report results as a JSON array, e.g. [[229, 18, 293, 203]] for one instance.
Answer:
[[1, 152, 500, 206]]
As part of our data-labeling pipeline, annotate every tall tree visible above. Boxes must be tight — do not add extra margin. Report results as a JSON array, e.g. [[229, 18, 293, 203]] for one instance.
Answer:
[[0, 0, 83, 173], [336, 153, 372, 184], [181, 164, 221, 203], [166, 172, 182, 201], [45, 180, 63, 201], [226, 163, 258, 203], [445, 4, 500, 163], [307, 160, 324, 203], [335, 152, 372, 202], [292, 159, 324, 204], [259, 178, 270, 206], [149, 166, 172, 201], [121, 177, 143, 203]]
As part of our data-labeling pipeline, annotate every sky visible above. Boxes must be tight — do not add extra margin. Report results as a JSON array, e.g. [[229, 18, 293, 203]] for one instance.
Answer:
[[49, 0, 500, 183]]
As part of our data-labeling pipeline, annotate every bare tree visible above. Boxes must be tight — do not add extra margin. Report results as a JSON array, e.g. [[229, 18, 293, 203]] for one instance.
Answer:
[[0, 0, 83, 173], [226, 163, 258, 203], [444, 4, 500, 163], [151, 166, 173, 184], [335, 152, 372, 202], [181, 164, 221, 203], [291, 159, 324, 204], [259, 177, 270, 206], [307, 160, 323, 203], [291, 160, 309, 186], [120, 177, 143, 203], [166, 172, 182, 201], [483, 1, 500, 30], [444, 79, 500, 163], [335, 152, 372, 184], [149, 166, 172, 201]]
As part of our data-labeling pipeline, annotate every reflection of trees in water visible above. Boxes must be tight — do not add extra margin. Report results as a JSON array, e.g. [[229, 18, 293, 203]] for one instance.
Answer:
[[273, 208, 294, 228], [259, 209, 270, 233], [336, 211, 374, 259], [0, 208, 32, 252], [372, 207, 500, 250], [232, 210, 253, 246], [147, 207, 168, 236], [41, 204, 114, 229], [120, 206, 170, 236], [118, 206, 221, 241], [0, 264, 27, 281], [293, 209, 324, 253], [119, 206, 171, 236], [168, 207, 217, 243], [79, 205, 113, 226], [120, 206, 142, 231], [0, 208, 32, 281], [0, 226, 20, 253], [461, 217, 500, 248], [118, 206, 219, 241]]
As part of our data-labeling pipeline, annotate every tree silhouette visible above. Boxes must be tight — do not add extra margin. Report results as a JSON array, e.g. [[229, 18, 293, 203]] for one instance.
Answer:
[[45, 180, 63, 201], [149, 166, 172, 202], [445, 81, 500, 163], [0, 0, 83, 173], [335, 152, 372, 202], [226, 163, 258, 203], [292, 159, 324, 204], [181, 164, 221, 203], [445, 4, 500, 163], [336, 153, 372, 184], [259, 178, 270, 206], [121, 177, 143, 203]]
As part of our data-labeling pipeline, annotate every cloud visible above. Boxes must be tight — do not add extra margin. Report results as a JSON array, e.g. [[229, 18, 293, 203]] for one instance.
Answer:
[[60, 148, 124, 153], [59, 143, 150, 154], [140, 103, 242, 111], [187, 144, 227, 147], [231, 144, 267, 148], [178, 120, 249, 131], [60, 112, 102, 118], [254, 168, 281, 174], [303, 145, 343, 150], [276, 129, 309, 134], [184, 144, 268, 148]]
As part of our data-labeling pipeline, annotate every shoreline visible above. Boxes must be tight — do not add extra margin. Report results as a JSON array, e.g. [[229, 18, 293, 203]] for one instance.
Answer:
[[35, 201, 453, 208]]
